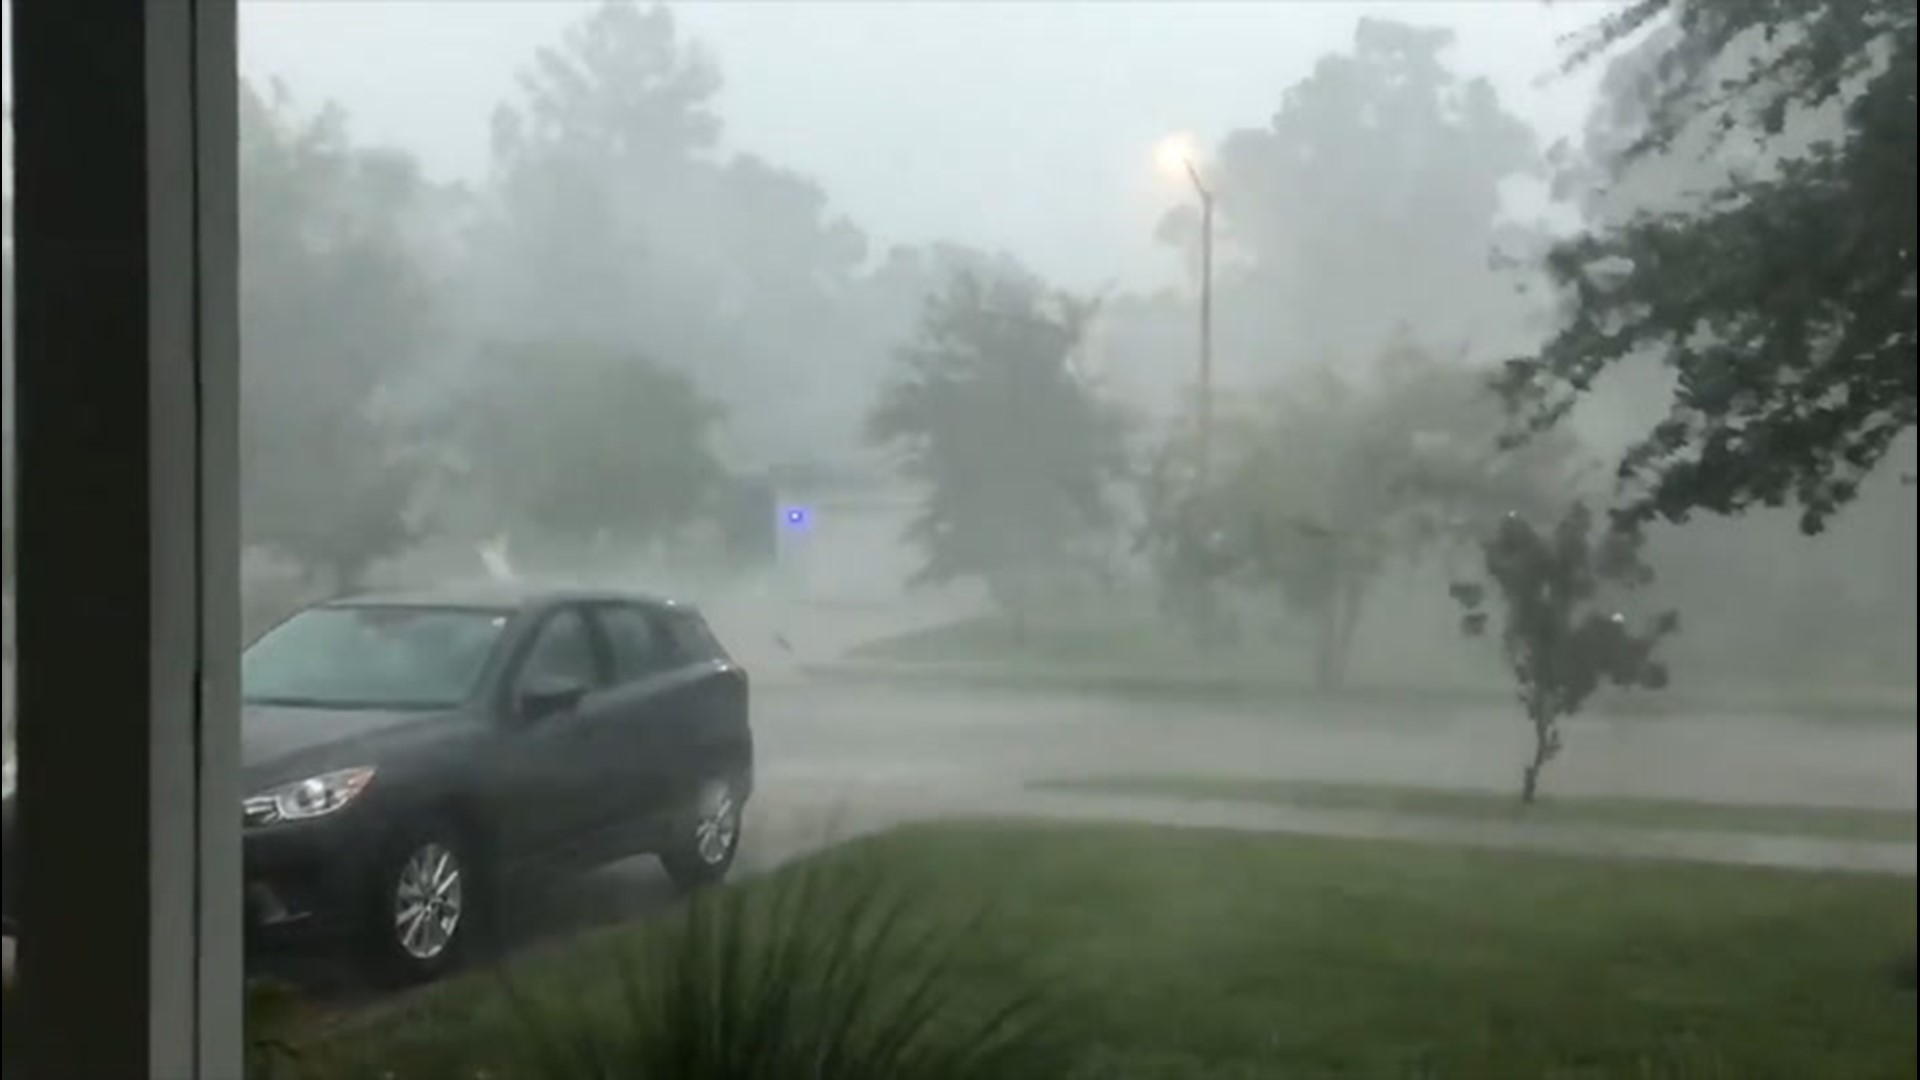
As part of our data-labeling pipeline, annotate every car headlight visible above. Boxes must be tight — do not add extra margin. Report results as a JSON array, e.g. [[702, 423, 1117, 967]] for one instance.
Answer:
[[243, 767, 377, 826]]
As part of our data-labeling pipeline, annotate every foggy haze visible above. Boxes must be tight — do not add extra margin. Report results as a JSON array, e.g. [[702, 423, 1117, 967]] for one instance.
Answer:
[[224, 0, 1604, 291], [1, 0, 1913, 736], [2, 4, 1916, 1069]]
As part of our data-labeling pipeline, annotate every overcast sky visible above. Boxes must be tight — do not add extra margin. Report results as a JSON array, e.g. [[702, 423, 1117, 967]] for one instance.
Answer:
[[7, 0, 1619, 289]]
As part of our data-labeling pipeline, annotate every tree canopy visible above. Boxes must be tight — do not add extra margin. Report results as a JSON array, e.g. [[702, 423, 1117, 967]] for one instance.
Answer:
[[1141, 342, 1583, 685], [474, 0, 871, 466], [447, 341, 727, 561], [868, 271, 1133, 625], [1189, 17, 1541, 370], [1452, 502, 1677, 802], [1499, 0, 1916, 535], [237, 80, 440, 591]]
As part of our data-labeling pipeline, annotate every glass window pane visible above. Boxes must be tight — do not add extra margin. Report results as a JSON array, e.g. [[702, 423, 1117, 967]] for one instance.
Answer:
[[518, 609, 597, 689], [242, 605, 506, 709], [599, 606, 662, 683]]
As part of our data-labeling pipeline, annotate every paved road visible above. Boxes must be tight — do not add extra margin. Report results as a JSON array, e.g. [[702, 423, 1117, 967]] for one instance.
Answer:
[[750, 678, 1919, 813]]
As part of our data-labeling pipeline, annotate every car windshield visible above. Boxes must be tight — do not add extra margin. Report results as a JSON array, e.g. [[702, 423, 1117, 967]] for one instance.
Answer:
[[242, 606, 509, 710]]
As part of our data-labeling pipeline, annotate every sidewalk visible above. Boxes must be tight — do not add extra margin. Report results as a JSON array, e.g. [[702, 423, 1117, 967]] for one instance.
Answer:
[[746, 777, 1919, 878]]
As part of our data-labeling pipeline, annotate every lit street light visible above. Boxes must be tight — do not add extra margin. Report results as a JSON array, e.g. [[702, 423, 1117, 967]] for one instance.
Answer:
[[1155, 133, 1215, 482]]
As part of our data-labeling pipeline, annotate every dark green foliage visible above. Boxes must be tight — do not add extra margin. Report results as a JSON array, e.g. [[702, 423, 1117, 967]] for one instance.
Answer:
[[868, 271, 1132, 626], [497, 858, 1067, 1080], [1453, 504, 1678, 802], [448, 342, 727, 558], [1498, 0, 1916, 535], [261, 853, 1071, 1080]]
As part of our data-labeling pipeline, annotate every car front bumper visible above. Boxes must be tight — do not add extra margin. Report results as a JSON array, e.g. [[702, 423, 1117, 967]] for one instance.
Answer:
[[0, 792, 385, 955], [244, 811, 388, 955]]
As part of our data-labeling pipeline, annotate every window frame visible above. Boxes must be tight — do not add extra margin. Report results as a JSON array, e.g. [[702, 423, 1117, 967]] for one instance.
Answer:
[[11, 1, 244, 1074]]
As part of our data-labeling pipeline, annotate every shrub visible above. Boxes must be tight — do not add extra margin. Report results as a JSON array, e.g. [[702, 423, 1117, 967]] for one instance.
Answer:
[[280, 852, 1072, 1079]]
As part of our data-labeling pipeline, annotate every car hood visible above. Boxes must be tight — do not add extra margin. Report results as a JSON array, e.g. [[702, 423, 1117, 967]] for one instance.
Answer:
[[242, 702, 469, 790]]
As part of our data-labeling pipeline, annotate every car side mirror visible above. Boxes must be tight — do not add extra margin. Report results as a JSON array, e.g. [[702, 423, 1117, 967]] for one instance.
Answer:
[[518, 677, 588, 724]]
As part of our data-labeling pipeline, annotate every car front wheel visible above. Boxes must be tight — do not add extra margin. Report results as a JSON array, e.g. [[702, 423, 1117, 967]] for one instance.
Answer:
[[369, 824, 481, 984], [659, 777, 742, 892]]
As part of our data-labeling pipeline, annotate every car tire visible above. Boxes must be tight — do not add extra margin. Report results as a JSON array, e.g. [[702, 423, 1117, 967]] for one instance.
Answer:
[[659, 776, 743, 893], [366, 819, 485, 986]]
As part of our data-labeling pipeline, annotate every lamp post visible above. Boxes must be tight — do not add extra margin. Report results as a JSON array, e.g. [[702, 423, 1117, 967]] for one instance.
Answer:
[[1156, 134, 1215, 484], [1152, 135, 1229, 651], [1183, 159, 1215, 484]]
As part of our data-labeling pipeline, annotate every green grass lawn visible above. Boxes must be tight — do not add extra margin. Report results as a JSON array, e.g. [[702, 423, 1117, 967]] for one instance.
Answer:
[[846, 614, 1919, 724], [303, 823, 1917, 1079], [1031, 775, 1920, 843]]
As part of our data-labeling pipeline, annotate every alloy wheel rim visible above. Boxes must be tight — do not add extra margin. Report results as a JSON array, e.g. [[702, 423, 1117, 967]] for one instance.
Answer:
[[694, 783, 739, 866], [394, 842, 464, 961]]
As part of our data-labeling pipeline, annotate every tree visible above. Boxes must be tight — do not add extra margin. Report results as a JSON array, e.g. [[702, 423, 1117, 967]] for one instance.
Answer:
[[1186, 18, 1542, 372], [1133, 430, 1236, 649], [1539, 9, 1919, 696], [1508, 1, 1913, 979], [478, 0, 720, 348], [446, 342, 727, 564], [868, 271, 1132, 634], [1141, 342, 1582, 688], [1451, 503, 1678, 803], [238, 81, 439, 593], [693, 152, 870, 462], [1497, 0, 1916, 536], [475, 0, 871, 466], [852, 244, 1042, 377]]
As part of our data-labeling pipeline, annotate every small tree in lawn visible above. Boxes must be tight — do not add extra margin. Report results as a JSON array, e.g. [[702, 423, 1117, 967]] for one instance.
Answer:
[[1451, 503, 1678, 804]]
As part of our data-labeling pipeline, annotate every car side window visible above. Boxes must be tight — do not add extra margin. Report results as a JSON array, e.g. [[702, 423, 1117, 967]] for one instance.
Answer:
[[662, 611, 723, 663], [516, 608, 600, 690], [599, 605, 667, 684]]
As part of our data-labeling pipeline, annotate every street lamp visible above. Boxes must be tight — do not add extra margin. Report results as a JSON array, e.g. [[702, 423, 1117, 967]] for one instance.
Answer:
[[1155, 134, 1215, 483]]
